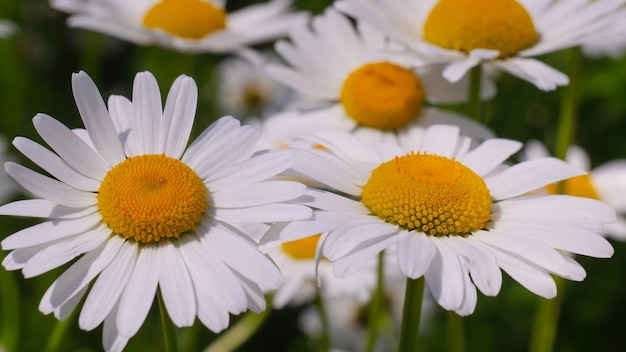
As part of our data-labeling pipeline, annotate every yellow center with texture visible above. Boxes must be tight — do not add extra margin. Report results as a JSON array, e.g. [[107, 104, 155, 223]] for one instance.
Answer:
[[97, 154, 208, 243], [281, 234, 321, 259], [340, 62, 425, 130], [143, 0, 226, 39], [361, 153, 492, 236], [423, 0, 537, 58]]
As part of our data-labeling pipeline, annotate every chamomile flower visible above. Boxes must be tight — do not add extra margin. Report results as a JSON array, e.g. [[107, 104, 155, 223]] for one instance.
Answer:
[[335, 0, 626, 90], [50, 0, 309, 53], [263, 126, 616, 315], [0, 71, 311, 351], [270, 233, 376, 309], [523, 140, 626, 240], [217, 50, 292, 119], [266, 9, 494, 144]]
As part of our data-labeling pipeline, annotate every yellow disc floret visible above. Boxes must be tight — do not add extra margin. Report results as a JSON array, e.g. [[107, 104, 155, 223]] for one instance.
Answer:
[[281, 234, 321, 259], [143, 0, 226, 40], [423, 0, 537, 58], [97, 154, 207, 243], [340, 62, 425, 131], [361, 152, 492, 236], [546, 175, 600, 199]]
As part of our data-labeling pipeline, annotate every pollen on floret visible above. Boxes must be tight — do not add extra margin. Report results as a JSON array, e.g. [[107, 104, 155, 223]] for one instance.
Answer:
[[423, 0, 537, 58], [361, 152, 492, 236], [143, 0, 226, 40], [340, 62, 425, 130], [97, 154, 207, 243]]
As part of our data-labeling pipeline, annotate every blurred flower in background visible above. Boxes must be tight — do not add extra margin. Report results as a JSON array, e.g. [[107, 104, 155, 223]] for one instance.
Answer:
[[0, 19, 17, 38], [49, 0, 309, 53], [0, 71, 311, 351], [217, 50, 293, 120], [523, 140, 626, 240], [266, 9, 494, 144], [336, 0, 626, 90]]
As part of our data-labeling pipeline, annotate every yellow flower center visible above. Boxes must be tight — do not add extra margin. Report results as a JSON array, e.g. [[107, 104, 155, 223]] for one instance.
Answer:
[[546, 175, 600, 199], [143, 0, 226, 40], [281, 234, 321, 259], [361, 153, 492, 236], [423, 0, 537, 58], [97, 154, 208, 243], [340, 62, 425, 131]]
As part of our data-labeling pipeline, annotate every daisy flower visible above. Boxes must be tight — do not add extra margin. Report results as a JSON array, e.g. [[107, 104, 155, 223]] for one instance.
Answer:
[[523, 140, 626, 240], [266, 9, 495, 144], [0, 71, 311, 351], [263, 126, 616, 315], [217, 50, 293, 119], [335, 0, 626, 91], [50, 0, 309, 53], [269, 233, 376, 309]]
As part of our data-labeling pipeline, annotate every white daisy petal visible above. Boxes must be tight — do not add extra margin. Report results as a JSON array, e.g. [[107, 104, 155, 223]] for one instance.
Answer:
[[13, 137, 101, 191], [487, 158, 585, 199], [71, 71, 126, 166], [0, 200, 97, 219], [450, 236, 502, 296], [202, 224, 283, 289], [196, 293, 230, 333], [417, 125, 460, 157], [424, 239, 465, 311], [132, 72, 163, 154], [324, 219, 398, 260], [592, 160, 626, 212], [116, 244, 159, 337], [179, 233, 247, 314], [79, 241, 137, 331], [163, 75, 197, 159], [5, 162, 96, 208], [40, 236, 124, 315], [102, 302, 130, 352], [214, 203, 312, 223], [459, 139, 522, 176], [2, 213, 102, 250], [53, 285, 88, 321], [156, 241, 196, 327], [212, 180, 306, 208], [333, 234, 397, 277], [33, 113, 110, 180], [396, 232, 436, 279], [22, 224, 110, 278]]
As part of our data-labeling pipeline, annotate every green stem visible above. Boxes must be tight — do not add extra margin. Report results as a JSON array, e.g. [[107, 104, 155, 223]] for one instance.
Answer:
[[315, 288, 331, 352], [398, 277, 425, 352], [365, 252, 386, 352], [158, 290, 179, 352], [529, 277, 566, 352], [447, 311, 466, 352], [554, 47, 582, 161], [203, 297, 272, 352], [467, 65, 483, 122]]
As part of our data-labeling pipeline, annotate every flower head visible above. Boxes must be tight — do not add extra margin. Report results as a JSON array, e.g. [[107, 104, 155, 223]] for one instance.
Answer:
[[51, 0, 309, 53], [264, 126, 616, 315], [336, 0, 626, 90], [266, 9, 494, 144], [0, 71, 311, 351]]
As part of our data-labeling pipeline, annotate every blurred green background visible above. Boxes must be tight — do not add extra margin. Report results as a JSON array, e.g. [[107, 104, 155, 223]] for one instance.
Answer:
[[1, 0, 626, 351]]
